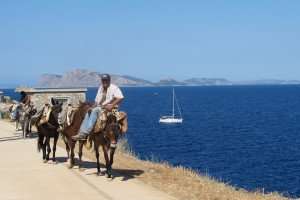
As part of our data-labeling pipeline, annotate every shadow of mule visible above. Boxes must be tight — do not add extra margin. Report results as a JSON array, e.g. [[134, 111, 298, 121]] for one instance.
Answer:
[[55, 156, 144, 181], [110, 168, 145, 181], [0, 136, 24, 142]]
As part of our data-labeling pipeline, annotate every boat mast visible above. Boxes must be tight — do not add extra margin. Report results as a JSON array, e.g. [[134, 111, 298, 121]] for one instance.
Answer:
[[172, 88, 175, 117]]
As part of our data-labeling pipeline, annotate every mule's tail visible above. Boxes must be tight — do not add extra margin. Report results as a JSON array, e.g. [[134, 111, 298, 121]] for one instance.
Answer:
[[37, 134, 43, 152]]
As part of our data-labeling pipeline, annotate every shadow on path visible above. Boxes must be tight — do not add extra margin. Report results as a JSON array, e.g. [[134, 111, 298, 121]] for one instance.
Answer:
[[0, 136, 23, 142], [55, 156, 144, 181]]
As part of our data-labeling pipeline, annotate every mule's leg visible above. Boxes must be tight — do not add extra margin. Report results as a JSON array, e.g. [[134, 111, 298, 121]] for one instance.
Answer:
[[42, 136, 47, 162], [94, 143, 101, 175], [52, 135, 58, 162], [23, 117, 29, 138], [102, 145, 110, 176], [29, 119, 32, 134], [67, 139, 76, 168], [78, 141, 84, 170], [64, 139, 70, 159], [37, 134, 46, 160], [45, 137, 51, 162], [21, 120, 25, 138], [106, 143, 117, 178]]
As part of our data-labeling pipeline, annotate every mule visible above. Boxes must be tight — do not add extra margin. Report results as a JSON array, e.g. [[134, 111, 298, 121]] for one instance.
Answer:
[[34, 99, 63, 163], [59, 102, 91, 169], [21, 104, 37, 138], [9, 104, 23, 131], [60, 103, 124, 178], [87, 113, 121, 178]]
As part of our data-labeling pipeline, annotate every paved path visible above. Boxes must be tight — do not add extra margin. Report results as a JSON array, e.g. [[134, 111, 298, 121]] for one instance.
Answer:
[[0, 120, 176, 200]]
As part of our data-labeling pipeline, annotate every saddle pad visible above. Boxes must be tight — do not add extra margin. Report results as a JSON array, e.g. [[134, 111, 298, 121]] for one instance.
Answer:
[[117, 111, 128, 134], [93, 110, 128, 134], [93, 111, 107, 133]]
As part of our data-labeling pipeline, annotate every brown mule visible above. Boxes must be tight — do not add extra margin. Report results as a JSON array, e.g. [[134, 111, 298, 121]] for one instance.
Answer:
[[59, 102, 91, 169], [87, 113, 121, 178], [60, 103, 125, 178]]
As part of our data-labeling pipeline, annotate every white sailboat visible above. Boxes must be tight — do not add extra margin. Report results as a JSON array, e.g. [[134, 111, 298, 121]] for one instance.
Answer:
[[159, 88, 183, 124]]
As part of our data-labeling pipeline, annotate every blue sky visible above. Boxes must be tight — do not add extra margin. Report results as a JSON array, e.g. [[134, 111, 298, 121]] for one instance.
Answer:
[[1, 1, 300, 86]]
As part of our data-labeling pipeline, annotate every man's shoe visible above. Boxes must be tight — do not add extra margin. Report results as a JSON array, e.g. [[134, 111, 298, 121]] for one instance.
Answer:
[[72, 134, 87, 141]]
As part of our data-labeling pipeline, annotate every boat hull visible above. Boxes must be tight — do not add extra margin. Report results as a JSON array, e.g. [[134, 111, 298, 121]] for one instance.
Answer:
[[159, 118, 183, 124]]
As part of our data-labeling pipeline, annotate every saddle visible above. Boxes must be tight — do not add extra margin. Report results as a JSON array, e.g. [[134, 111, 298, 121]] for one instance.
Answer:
[[93, 109, 128, 134], [38, 106, 52, 126]]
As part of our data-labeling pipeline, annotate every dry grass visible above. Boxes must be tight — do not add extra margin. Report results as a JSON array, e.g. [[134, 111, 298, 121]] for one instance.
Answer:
[[57, 137, 289, 200]]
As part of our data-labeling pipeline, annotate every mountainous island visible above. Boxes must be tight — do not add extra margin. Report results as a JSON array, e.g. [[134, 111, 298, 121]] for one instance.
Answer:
[[37, 69, 300, 88]]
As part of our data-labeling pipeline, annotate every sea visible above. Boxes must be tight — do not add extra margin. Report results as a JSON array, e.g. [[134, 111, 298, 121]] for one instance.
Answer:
[[2, 85, 300, 197]]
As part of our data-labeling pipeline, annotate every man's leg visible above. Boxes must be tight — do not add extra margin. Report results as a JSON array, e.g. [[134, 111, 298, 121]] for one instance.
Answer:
[[72, 107, 101, 140]]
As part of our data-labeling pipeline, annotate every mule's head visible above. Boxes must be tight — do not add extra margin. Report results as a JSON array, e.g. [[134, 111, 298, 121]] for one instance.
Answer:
[[104, 114, 120, 147], [50, 98, 63, 123]]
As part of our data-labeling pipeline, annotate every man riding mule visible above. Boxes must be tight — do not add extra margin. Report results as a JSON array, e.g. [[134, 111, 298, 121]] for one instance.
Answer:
[[72, 74, 124, 141], [59, 74, 127, 177]]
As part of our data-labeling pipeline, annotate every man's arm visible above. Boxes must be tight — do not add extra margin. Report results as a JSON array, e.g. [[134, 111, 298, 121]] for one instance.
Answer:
[[104, 97, 123, 111], [109, 97, 123, 107]]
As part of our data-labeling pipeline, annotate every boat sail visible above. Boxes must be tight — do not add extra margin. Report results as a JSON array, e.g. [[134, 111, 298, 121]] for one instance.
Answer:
[[159, 88, 183, 124]]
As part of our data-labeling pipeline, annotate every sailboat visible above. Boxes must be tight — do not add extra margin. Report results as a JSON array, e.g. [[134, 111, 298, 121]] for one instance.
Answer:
[[159, 88, 183, 124]]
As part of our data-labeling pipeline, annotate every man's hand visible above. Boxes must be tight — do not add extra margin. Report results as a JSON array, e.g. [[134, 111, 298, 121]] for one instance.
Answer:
[[104, 104, 114, 111]]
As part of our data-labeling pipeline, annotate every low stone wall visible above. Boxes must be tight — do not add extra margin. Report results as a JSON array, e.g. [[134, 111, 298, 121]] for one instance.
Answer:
[[15, 88, 87, 110], [31, 92, 86, 110]]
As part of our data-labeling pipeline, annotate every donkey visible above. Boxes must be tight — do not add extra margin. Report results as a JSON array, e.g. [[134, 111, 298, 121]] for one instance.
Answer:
[[34, 99, 63, 163]]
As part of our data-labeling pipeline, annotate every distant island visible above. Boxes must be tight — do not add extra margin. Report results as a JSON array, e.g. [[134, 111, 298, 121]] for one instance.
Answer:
[[37, 69, 300, 88]]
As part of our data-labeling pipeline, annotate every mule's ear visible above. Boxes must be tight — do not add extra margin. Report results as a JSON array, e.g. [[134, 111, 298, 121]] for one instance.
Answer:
[[51, 98, 55, 106]]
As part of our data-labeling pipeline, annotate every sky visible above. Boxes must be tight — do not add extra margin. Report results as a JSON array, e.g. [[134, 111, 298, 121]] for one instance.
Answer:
[[0, 0, 300, 86]]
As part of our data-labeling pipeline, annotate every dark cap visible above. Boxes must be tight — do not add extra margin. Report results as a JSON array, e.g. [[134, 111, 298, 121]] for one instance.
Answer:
[[101, 74, 111, 81]]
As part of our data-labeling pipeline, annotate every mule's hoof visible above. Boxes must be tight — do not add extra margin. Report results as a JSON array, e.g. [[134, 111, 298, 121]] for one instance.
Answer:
[[68, 164, 74, 169], [105, 173, 112, 178], [43, 160, 48, 163], [97, 171, 105, 176]]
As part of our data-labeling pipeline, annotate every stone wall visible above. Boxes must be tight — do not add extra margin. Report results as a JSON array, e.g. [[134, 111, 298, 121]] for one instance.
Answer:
[[30, 92, 86, 110]]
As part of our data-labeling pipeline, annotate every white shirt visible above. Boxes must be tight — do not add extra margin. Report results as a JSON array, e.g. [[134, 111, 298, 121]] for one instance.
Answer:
[[95, 84, 124, 106]]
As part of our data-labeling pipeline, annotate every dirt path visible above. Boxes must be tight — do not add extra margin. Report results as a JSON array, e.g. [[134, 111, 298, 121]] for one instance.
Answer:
[[0, 120, 176, 200]]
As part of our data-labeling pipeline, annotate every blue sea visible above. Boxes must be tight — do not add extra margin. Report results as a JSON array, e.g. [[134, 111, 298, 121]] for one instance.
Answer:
[[3, 85, 300, 197]]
